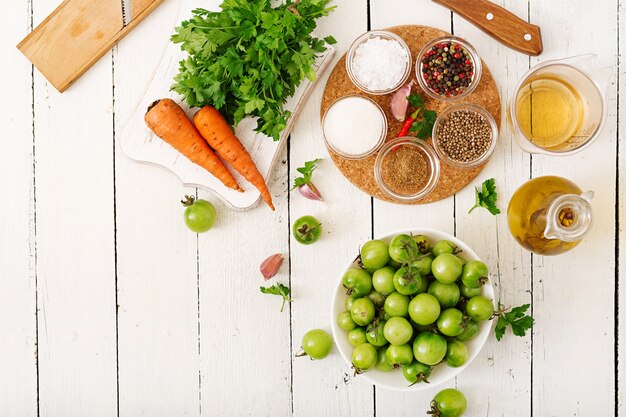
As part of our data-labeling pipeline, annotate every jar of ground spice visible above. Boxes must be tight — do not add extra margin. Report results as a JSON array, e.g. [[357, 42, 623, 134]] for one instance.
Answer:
[[374, 138, 440, 202], [416, 36, 482, 102], [432, 104, 498, 169]]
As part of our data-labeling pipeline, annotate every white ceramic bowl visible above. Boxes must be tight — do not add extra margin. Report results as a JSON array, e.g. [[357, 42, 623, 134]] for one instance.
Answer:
[[330, 228, 494, 392]]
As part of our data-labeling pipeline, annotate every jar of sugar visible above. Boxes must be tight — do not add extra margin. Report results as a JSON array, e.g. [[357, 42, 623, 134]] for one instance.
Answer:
[[322, 96, 387, 159], [346, 30, 412, 95]]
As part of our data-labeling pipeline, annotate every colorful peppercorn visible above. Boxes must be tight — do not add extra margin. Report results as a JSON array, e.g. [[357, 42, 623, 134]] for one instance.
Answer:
[[421, 42, 475, 97]]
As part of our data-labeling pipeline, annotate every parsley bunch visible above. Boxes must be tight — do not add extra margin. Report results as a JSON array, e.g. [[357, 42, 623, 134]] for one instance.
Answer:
[[171, 0, 336, 140], [469, 178, 501, 215]]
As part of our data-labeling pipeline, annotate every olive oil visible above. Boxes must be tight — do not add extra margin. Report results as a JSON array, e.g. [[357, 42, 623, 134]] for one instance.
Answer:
[[507, 176, 593, 255], [514, 75, 585, 151]]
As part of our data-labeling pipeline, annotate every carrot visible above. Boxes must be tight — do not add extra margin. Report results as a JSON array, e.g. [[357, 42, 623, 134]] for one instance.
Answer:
[[145, 99, 242, 192], [193, 106, 275, 211]]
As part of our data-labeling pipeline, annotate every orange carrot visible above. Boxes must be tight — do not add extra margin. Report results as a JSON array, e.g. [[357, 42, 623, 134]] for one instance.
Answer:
[[145, 99, 242, 192], [193, 106, 275, 211]]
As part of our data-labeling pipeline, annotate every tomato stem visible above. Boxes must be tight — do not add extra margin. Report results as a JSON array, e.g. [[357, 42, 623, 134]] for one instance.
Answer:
[[181, 194, 196, 207]]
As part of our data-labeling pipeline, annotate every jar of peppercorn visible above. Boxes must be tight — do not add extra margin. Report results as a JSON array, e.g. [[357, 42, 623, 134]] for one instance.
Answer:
[[416, 36, 482, 102]]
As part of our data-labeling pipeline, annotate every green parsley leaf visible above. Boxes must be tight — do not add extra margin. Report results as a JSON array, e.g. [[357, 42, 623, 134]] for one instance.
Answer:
[[292, 158, 320, 189], [494, 303, 534, 341], [171, 0, 336, 141], [469, 178, 501, 215], [406, 93, 425, 108], [410, 109, 437, 139], [260, 283, 293, 312]]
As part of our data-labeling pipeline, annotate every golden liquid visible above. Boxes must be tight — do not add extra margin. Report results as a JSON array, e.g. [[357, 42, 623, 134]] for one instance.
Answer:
[[515, 76, 584, 151], [507, 176, 582, 255]]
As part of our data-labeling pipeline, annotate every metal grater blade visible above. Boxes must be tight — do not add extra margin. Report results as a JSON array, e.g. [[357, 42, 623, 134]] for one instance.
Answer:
[[120, 0, 131, 26]]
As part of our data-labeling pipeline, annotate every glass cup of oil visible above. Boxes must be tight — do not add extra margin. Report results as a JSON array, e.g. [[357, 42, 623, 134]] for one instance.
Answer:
[[508, 54, 611, 156]]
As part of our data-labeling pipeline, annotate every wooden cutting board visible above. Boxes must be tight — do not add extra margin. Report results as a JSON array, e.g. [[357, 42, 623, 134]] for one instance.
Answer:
[[321, 25, 502, 204], [18, 0, 166, 92], [120, 0, 335, 211]]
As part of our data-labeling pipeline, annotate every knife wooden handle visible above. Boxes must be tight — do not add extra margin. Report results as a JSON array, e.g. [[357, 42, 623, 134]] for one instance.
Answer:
[[433, 0, 543, 55]]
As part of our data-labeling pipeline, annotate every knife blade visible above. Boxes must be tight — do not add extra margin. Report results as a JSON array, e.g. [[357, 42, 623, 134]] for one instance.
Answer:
[[432, 0, 543, 55], [121, 0, 131, 26]]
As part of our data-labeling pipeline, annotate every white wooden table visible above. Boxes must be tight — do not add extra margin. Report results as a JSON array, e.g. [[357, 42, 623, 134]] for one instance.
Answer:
[[2, 0, 623, 415]]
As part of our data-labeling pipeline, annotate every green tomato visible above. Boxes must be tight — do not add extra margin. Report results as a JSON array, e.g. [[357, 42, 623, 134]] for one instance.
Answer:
[[466, 296, 494, 322], [385, 343, 414, 366], [461, 260, 489, 288], [402, 361, 432, 385], [342, 268, 372, 298], [408, 293, 441, 325], [389, 234, 419, 263], [337, 311, 356, 331], [376, 346, 395, 372], [412, 234, 431, 254], [456, 319, 480, 342], [345, 296, 356, 311], [432, 240, 459, 257], [445, 340, 469, 367], [428, 281, 461, 309], [413, 332, 447, 366], [393, 266, 424, 296], [301, 329, 333, 360], [432, 253, 463, 284], [361, 240, 390, 270], [367, 290, 386, 307], [384, 292, 410, 317], [183, 197, 217, 233], [431, 388, 467, 417], [436, 308, 465, 337], [459, 282, 482, 299], [383, 317, 414, 345], [411, 256, 433, 277], [372, 266, 396, 294], [366, 320, 388, 347], [347, 328, 367, 347], [292, 215, 322, 245], [352, 343, 377, 371], [351, 298, 376, 326]]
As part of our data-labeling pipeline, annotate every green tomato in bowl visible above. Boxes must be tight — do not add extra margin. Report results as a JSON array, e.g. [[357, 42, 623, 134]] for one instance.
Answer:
[[360, 239, 390, 270], [436, 308, 465, 337], [402, 361, 432, 385], [352, 343, 377, 371], [389, 234, 419, 263], [413, 332, 447, 366], [432, 240, 459, 257], [383, 317, 413, 345], [432, 253, 463, 284], [372, 266, 396, 295], [351, 298, 376, 326], [428, 281, 460, 309], [376, 346, 395, 371], [347, 328, 368, 347], [445, 340, 469, 367], [393, 266, 424, 295], [337, 311, 356, 331], [465, 295, 494, 322], [456, 319, 480, 342], [386, 343, 414, 366], [461, 260, 489, 288], [408, 293, 441, 325], [342, 268, 372, 297], [384, 292, 410, 317]]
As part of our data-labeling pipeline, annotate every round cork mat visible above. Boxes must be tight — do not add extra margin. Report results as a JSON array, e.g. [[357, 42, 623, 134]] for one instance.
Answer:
[[321, 25, 501, 204]]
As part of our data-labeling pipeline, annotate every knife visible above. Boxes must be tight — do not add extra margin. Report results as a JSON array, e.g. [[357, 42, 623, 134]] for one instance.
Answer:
[[432, 0, 543, 55]]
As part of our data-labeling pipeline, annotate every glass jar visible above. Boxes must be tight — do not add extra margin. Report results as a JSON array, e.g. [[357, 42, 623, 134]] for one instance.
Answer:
[[346, 30, 412, 95], [416, 36, 482, 102], [507, 176, 594, 255], [374, 137, 440, 202]]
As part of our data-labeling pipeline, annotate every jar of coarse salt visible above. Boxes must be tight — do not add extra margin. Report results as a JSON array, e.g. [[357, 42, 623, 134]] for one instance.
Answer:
[[322, 95, 387, 160], [346, 30, 412, 95]]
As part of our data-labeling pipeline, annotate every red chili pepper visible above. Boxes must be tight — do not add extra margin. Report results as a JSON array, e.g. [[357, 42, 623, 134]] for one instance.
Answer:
[[397, 116, 415, 138]]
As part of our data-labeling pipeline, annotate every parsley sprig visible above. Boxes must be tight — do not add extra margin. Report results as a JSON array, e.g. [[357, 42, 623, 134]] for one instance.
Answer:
[[260, 283, 292, 312], [292, 158, 320, 190], [171, 0, 336, 140], [494, 303, 535, 341], [469, 178, 501, 215], [406, 93, 437, 139]]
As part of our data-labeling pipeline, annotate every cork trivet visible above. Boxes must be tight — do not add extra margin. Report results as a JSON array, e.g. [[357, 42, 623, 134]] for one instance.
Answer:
[[321, 25, 501, 204]]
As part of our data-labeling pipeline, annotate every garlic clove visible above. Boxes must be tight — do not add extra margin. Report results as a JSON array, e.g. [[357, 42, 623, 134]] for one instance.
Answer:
[[298, 182, 324, 201], [260, 253, 284, 280], [390, 80, 414, 122]]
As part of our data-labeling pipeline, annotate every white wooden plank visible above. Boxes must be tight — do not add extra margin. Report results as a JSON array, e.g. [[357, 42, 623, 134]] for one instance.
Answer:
[[289, 1, 375, 416], [32, 0, 118, 414], [113, 0, 202, 414], [190, 2, 290, 415], [0, 0, 38, 415], [451, 1, 533, 416], [530, 0, 618, 415], [368, 2, 457, 415]]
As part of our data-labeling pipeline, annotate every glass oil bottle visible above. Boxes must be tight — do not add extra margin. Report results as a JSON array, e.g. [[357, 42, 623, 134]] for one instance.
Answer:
[[507, 176, 594, 255]]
